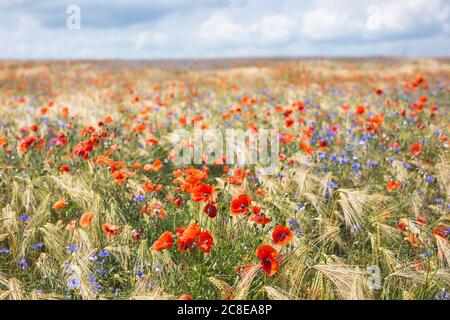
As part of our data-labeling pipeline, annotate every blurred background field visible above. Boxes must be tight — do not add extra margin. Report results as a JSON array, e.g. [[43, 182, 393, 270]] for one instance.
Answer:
[[0, 58, 449, 300]]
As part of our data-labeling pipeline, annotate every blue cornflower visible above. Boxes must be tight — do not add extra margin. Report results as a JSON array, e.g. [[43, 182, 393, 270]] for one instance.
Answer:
[[0, 248, 11, 255], [66, 244, 78, 253], [17, 259, 28, 270], [426, 176, 435, 183], [88, 275, 101, 293], [96, 267, 106, 277], [98, 250, 110, 258], [134, 195, 145, 202], [420, 249, 433, 259], [327, 182, 338, 189], [403, 162, 412, 169], [444, 227, 450, 237], [288, 218, 304, 237], [435, 198, 444, 204], [435, 289, 449, 300], [64, 262, 74, 274], [31, 243, 44, 250], [19, 215, 30, 222], [296, 203, 306, 211], [369, 161, 378, 168], [67, 278, 80, 290], [137, 264, 144, 278]]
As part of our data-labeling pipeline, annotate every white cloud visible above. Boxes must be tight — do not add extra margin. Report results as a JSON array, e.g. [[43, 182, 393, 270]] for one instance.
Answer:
[[300, 8, 356, 40], [197, 12, 249, 44], [260, 14, 295, 43], [133, 30, 167, 49], [380, 0, 450, 34]]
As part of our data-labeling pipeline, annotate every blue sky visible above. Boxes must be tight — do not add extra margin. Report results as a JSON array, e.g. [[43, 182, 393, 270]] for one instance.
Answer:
[[0, 0, 449, 59]]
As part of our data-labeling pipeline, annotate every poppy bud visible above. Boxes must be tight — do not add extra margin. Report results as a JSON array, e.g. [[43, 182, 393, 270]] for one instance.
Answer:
[[204, 201, 217, 218]]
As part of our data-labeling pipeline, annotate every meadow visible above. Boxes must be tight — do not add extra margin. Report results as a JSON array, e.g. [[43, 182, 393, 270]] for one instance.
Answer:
[[0, 58, 449, 300]]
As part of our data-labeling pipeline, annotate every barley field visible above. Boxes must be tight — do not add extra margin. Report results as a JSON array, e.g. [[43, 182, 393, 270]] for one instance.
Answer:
[[0, 58, 449, 300]]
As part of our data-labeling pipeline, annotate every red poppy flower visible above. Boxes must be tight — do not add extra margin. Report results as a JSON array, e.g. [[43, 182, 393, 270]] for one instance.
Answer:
[[65, 220, 77, 232], [176, 223, 201, 252], [272, 225, 294, 246], [204, 201, 217, 218], [19, 136, 38, 153], [153, 231, 174, 251], [386, 181, 401, 192], [60, 164, 71, 174], [249, 206, 270, 224], [433, 225, 448, 239], [179, 294, 193, 300], [284, 118, 294, 128], [131, 229, 143, 244], [409, 143, 422, 156], [355, 105, 365, 115], [299, 140, 314, 155], [196, 230, 214, 253], [227, 168, 245, 185], [192, 184, 214, 203], [230, 194, 252, 215], [175, 197, 184, 208], [407, 233, 419, 247], [79, 211, 93, 228], [102, 224, 121, 237], [0, 136, 7, 148], [250, 212, 270, 225], [256, 244, 279, 276], [397, 219, 407, 231], [52, 198, 68, 210], [112, 170, 127, 184], [73, 140, 94, 159], [279, 133, 296, 145], [55, 131, 68, 147], [152, 159, 163, 171], [148, 200, 167, 218], [416, 215, 426, 224]]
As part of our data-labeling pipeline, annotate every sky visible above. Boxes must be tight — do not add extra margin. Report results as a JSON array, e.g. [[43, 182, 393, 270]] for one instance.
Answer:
[[0, 0, 449, 59]]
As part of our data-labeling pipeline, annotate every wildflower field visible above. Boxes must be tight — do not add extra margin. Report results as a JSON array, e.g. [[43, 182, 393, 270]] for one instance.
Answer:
[[0, 58, 449, 300]]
